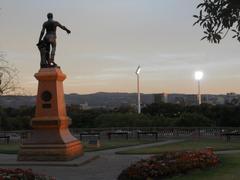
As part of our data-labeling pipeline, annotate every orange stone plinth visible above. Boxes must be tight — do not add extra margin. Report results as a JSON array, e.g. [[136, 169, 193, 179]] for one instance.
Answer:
[[18, 68, 83, 161]]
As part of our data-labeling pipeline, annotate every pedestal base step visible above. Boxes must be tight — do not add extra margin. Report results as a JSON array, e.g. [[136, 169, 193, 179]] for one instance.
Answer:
[[18, 140, 83, 161]]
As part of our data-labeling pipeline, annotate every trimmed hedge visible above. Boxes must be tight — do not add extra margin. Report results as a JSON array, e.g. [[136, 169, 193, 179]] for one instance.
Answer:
[[118, 148, 219, 180]]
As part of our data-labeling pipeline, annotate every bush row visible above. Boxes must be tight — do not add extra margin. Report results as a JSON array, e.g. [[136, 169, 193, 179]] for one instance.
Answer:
[[118, 148, 219, 180]]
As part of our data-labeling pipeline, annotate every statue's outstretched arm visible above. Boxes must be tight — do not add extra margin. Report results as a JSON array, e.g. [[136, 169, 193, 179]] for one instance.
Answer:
[[57, 22, 71, 34], [38, 25, 45, 43]]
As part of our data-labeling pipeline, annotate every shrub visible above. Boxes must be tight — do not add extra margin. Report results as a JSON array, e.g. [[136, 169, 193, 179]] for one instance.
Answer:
[[0, 168, 55, 180], [118, 148, 219, 180]]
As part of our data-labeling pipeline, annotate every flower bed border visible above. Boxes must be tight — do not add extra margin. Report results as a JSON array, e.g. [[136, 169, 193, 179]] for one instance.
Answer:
[[118, 148, 219, 180], [0, 168, 55, 180]]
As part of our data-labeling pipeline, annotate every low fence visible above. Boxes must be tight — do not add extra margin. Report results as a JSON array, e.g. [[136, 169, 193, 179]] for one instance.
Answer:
[[71, 127, 240, 140], [1, 127, 240, 144], [0, 130, 31, 144]]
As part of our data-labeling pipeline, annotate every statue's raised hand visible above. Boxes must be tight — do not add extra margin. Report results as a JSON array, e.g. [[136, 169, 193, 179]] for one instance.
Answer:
[[66, 29, 71, 34]]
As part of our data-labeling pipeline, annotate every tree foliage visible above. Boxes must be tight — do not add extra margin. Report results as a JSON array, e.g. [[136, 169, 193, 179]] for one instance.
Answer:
[[0, 106, 33, 130], [194, 0, 240, 43], [2, 103, 240, 130]]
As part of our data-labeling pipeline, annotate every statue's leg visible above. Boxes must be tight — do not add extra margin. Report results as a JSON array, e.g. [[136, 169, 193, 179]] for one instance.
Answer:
[[42, 48, 48, 68], [50, 41, 56, 62], [49, 41, 57, 67], [45, 42, 50, 66]]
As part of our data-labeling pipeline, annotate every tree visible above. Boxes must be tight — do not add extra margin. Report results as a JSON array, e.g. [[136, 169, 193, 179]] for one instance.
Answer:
[[0, 54, 19, 95], [194, 0, 240, 43], [142, 103, 183, 117], [174, 112, 214, 127]]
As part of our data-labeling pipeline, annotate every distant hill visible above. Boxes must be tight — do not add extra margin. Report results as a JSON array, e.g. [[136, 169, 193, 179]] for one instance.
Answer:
[[0, 92, 154, 108], [1, 92, 239, 108]]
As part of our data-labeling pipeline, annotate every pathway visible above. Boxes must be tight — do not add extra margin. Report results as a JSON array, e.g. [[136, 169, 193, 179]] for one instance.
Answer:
[[0, 139, 183, 180], [2, 139, 238, 180]]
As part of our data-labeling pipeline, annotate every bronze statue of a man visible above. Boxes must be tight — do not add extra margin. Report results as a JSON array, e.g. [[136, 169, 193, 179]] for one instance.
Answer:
[[37, 13, 71, 68]]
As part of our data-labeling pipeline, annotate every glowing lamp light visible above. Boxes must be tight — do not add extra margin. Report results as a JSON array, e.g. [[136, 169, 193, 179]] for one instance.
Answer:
[[194, 70, 204, 105], [195, 71, 203, 81], [136, 65, 141, 75]]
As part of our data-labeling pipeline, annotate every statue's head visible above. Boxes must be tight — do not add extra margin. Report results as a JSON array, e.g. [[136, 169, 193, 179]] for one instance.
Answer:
[[47, 13, 53, 20]]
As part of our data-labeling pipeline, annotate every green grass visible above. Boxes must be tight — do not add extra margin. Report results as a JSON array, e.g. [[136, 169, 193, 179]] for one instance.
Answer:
[[84, 139, 156, 151], [0, 139, 156, 154], [0, 144, 19, 154], [117, 138, 240, 154], [168, 153, 240, 180]]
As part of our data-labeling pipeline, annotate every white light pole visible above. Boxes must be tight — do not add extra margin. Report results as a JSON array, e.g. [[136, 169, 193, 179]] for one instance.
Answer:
[[136, 65, 141, 114], [0, 72, 3, 95], [194, 71, 204, 105]]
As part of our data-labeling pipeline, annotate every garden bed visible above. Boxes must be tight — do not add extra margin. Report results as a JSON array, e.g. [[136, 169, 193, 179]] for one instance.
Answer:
[[0, 168, 55, 180], [118, 148, 219, 180]]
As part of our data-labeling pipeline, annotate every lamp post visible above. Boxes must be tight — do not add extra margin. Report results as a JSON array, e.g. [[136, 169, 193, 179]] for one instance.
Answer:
[[136, 65, 141, 114], [194, 71, 203, 105], [0, 72, 3, 95]]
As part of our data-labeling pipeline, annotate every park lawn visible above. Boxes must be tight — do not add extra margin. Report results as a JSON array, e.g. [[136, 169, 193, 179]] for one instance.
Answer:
[[84, 139, 156, 152], [0, 139, 156, 154], [117, 138, 240, 154], [0, 144, 19, 154], [168, 153, 240, 180]]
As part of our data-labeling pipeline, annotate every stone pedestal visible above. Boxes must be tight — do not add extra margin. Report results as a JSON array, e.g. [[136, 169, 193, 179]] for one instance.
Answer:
[[18, 68, 83, 161]]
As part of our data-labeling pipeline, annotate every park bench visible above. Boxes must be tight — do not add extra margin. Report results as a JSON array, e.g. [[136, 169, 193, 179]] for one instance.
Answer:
[[221, 132, 240, 142], [107, 132, 129, 140], [79, 132, 100, 140], [88, 139, 101, 148], [79, 132, 101, 148], [137, 131, 158, 140], [0, 136, 10, 144]]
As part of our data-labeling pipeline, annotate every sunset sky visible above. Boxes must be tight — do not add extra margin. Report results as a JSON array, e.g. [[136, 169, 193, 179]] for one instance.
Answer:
[[0, 0, 240, 95]]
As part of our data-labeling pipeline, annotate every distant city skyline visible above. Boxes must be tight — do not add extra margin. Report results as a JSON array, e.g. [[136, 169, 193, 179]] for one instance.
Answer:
[[1, 0, 240, 95]]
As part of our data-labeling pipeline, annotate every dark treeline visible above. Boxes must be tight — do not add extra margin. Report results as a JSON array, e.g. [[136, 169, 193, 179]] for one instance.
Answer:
[[0, 106, 34, 130], [1, 103, 240, 130]]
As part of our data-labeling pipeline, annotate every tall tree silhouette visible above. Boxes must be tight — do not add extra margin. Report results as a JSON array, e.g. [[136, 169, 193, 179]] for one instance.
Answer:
[[0, 54, 19, 95]]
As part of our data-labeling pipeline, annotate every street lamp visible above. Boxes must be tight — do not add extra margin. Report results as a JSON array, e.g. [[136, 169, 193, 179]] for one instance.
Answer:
[[135, 65, 141, 114], [194, 71, 203, 105]]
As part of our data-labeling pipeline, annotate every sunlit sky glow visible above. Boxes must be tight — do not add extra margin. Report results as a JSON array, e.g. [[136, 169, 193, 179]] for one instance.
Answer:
[[1, 0, 240, 95]]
